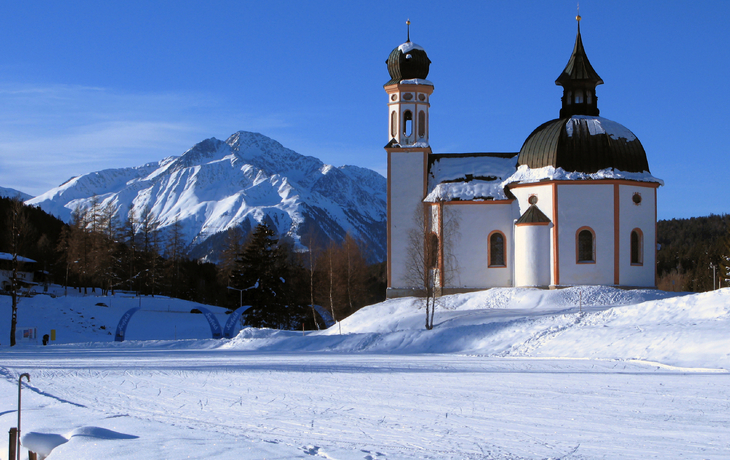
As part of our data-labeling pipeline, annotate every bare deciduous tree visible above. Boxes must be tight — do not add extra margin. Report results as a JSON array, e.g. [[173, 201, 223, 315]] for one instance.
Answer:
[[7, 197, 29, 346], [405, 203, 459, 330]]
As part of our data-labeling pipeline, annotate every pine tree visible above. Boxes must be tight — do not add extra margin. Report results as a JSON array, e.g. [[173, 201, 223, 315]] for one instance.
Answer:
[[719, 231, 730, 289], [230, 223, 304, 329]]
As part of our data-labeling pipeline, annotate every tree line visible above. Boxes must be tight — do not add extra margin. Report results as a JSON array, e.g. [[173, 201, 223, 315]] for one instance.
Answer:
[[1, 196, 386, 340], [657, 214, 730, 292]]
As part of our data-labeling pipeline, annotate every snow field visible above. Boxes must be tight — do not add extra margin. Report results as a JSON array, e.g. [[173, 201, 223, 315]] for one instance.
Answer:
[[1, 285, 729, 458]]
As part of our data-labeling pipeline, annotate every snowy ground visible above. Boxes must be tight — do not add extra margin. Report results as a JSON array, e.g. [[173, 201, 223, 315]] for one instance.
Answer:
[[1, 285, 729, 459]]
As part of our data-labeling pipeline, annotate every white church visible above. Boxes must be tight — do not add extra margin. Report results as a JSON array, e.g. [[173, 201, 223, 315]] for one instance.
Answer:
[[385, 19, 663, 298]]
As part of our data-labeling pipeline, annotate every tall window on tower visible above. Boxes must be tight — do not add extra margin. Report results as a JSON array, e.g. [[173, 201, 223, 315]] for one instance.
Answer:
[[390, 111, 397, 139], [403, 110, 413, 138], [418, 111, 426, 138], [630, 229, 643, 265]]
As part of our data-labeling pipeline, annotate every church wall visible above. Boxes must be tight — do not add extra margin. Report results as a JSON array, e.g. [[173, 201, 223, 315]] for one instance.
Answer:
[[443, 202, 514, 289], [511, 184, 555, 218], [557, 183, 615, 285], [388, 150, 427, 290], [618, 183, 657, 287]]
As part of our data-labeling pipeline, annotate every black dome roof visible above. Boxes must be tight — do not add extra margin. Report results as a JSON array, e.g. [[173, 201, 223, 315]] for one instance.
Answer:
[[385, 41, 431, 86], [517, 116, 650, 174]]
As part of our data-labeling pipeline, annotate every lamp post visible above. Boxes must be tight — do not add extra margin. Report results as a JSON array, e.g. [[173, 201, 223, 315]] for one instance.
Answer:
[[65, 260, 79, 297], [17, 373, 30, 460], [227, 286, 243, 310]]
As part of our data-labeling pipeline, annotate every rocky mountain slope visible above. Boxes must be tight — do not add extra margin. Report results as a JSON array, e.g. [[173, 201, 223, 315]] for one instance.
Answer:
[[27, 131, 386, 261]]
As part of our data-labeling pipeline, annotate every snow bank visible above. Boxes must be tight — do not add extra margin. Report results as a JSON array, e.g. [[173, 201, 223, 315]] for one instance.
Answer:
[[21, 427, 137, 458], [224, 286, 730, 370], [3, 284, 727, 370]]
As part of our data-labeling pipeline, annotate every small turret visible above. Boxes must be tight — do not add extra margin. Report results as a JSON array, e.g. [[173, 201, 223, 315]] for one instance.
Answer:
[[555, 16, 603, 118]]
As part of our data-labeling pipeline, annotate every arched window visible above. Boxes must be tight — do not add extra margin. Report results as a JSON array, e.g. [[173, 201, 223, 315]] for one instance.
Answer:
[[418, 111, 426, 138], [488, 231, 506, 267], [631, 229, 643, 265], [427, 232, 439, 269], [575, 92, 584, 104], [403, 110, 413, 138], [576, 227, 595, 263], [390, 111, 397, 138]]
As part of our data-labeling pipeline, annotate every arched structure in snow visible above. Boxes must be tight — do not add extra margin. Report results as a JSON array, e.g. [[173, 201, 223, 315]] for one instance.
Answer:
[[114, 307, 141, 342], [114, 306, 223, 341], [312, 305, 335, 328], [196, 306, 223, 339], [223, 306, 251, 338]]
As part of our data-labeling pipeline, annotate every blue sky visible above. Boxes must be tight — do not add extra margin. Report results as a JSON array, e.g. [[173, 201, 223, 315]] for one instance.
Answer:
[[0, 1, 727, 220]]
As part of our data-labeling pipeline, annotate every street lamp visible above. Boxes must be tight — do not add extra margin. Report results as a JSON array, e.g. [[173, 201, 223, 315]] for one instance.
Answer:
[[65, 260, 79, 297], [227, 286, 243, 310]]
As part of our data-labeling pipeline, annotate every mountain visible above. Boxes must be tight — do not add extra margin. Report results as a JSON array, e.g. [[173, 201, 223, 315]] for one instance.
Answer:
[[0, 186, 33, 201], [27, 131, 387, 262]]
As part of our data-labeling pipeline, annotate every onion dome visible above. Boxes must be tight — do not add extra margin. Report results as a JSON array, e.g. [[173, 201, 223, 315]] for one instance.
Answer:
[[518, 116, 649, 173], [385, 21, 431, 86], [517, 17, 650, 174]]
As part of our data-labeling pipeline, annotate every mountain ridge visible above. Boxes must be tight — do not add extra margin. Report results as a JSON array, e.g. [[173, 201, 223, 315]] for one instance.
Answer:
[[27, 131, 386, 262]]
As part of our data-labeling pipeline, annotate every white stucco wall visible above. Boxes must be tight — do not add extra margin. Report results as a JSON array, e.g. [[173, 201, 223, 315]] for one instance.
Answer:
[[388, 151, 426, 288], [618, 184, 656, 287], [510, 184, 555, 285], [557, 183, 615, 285], [442, 203, 515, 289], [515, 224, 551, 287]]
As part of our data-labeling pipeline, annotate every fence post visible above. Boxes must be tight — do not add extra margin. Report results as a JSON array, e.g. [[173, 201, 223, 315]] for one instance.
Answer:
[[9, 427, 17, 460], [28, 451, 38, 460]]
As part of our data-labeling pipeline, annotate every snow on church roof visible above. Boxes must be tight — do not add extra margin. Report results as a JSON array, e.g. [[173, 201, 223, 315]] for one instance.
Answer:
[[565, 116, 636, 141], [425, 154, 518, 202], [505, 165, 664, 186], [424, 154, 663, 203]]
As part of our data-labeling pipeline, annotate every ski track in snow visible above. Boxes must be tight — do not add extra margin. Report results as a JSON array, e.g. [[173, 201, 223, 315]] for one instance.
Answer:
[[1, 285, 730, 458], [1, 352, 729, 459]]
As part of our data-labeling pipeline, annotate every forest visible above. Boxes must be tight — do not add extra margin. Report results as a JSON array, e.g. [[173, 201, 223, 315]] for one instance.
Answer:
[[0, 196, 386, 329], [656, 213, 730, 292], [2, 196, 728, 329]]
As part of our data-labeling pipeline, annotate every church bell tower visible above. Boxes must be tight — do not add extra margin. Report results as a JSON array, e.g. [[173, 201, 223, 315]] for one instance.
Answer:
[[384, 21, 433, 147], [384, 21, 434, 296]]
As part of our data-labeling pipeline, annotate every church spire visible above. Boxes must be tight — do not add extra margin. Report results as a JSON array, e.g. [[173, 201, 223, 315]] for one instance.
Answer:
[[555, 15, 603, 118]]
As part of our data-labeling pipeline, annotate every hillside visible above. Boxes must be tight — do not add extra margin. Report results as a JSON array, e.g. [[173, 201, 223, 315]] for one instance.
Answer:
[[3, 284, 727, 370]]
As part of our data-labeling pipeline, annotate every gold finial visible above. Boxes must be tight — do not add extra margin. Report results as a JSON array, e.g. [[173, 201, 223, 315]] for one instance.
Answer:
[[406, 18, 411, 42], [576, 2, 581, 22]]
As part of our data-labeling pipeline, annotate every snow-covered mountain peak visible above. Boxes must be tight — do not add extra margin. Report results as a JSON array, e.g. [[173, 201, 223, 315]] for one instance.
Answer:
[[26, 131, 386, 262]]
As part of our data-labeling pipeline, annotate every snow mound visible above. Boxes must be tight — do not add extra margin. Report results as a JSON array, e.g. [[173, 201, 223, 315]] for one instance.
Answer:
[[22, 427, 137, 457], [223, 286, 730, 369]]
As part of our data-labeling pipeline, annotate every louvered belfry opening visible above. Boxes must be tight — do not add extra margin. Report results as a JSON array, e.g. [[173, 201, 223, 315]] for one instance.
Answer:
[[556, 22, 603, 118]]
